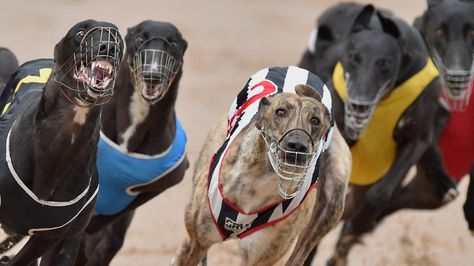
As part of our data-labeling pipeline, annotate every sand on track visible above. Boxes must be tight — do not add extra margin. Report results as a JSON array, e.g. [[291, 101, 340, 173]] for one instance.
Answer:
[[0, 0, 473, 265]]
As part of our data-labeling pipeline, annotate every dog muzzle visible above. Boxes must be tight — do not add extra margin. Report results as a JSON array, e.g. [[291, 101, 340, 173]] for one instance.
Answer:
[[429, 46, 473, 111], [344, 79, 391, 140], [54, 26, 122, 106], [260, 128, 319, 199], [130, 39, 181, 104]]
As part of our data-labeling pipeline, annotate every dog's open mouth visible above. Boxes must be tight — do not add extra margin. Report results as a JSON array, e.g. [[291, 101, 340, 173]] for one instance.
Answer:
[[140, 79, 164, 100], [74, 59, 114, 91]]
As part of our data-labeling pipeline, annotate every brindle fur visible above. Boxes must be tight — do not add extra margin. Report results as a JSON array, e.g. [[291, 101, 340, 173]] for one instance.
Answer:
[[172, 85, 350, 266]]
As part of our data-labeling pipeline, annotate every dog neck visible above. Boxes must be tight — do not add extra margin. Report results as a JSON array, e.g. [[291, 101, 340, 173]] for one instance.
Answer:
[[219, 123, 288, 213], [101, 61, 181, 155], [10, 78, 101, 202]]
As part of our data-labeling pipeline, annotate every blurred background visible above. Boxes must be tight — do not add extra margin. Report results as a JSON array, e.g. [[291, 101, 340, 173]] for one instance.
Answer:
[[0, 0, 473, 265]]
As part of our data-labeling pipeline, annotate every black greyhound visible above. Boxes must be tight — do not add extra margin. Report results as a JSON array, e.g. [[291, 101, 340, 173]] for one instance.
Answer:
[[0, 20, 123, 265], [0, 48, 18, 92], [378, 0, 474, 234], [297, 4, 442, 265], [41, 20, 189, 266]]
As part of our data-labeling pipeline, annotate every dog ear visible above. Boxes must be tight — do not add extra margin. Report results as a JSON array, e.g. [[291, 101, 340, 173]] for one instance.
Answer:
[[255, 96, 271, 130], [350, 4, 375, 33], [181, 37, 188, 54], [377, 11, 401, 40], [260, 96, 271, 107], [307, 24, 334, 54], [295, 84, 322, 102], [125, 26, 136, 43], [317, 24, 334, 44], [428, 0, 444, 8]]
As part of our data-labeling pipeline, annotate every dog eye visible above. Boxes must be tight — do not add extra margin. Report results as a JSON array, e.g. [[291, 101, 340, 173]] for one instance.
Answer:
[[136, 36, 144, 45], [311, 117, 320, 126], [76, 30, 85, 39], [348, 53, 360, 66], [377, 59, 391, 74], [435, 28, 445, 39], [275, 108, 287, 117], [169, 41, 178, 49]]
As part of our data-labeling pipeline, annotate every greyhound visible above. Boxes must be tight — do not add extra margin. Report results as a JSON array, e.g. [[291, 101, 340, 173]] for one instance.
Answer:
[[32, 20, 190, 266], [0, 20, 123, 265], [378, 0, 474, 235], [298, 4, 443, 265], [172, 66, 351, 266]]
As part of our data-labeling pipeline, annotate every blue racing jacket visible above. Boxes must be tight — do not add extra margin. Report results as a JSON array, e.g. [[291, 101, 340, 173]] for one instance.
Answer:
[[95, 119, 187, 215]]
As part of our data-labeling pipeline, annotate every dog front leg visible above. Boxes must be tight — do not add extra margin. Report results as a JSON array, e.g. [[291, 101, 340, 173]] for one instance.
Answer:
[[2, 236, 60, 266], [39, 237, 81, 266], [172, 234, 209, 266], [86, 191, 157, 234], [366, 140, 428, 207], [326, 221, 361, 266], [287, 127, 351, 266], [87, 162, 188, 234]]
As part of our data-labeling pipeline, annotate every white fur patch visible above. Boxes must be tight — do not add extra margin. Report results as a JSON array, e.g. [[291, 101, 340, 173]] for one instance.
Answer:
[[120, 92, 150, 151], [73, 106, 89, 125]]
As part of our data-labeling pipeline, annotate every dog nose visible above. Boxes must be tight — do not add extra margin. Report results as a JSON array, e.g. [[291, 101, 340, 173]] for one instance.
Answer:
[[143, 72, 162, 83], [286, 140, 309, 153], [98, 42, 115, 55]]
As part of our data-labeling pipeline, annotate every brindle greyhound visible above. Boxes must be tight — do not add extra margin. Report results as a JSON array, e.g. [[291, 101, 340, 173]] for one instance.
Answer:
[[0, 20, 123, 266], [42, 20, 189, 266], [378, 0, 474, 235], [298, 4, 443, 265], [172, 66, 351, 266], [0, 48, 18, 93]]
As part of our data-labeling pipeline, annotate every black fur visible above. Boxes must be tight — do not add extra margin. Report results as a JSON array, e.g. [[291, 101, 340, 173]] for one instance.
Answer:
[[0, 19, 123, 266], [45, 20, 190, 266], [0, 48, 18, 94], [298, 3, 442, 265], [379, 0, 474, 234]]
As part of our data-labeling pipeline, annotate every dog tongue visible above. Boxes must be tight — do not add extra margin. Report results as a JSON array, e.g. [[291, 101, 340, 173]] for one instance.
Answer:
[[144, 82, 164, 97], [93, 67, 108, 81], [146, 84, 156, 96]]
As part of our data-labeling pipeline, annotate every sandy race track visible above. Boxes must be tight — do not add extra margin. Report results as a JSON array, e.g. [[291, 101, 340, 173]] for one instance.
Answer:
[[0, 0, 473, 265]]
